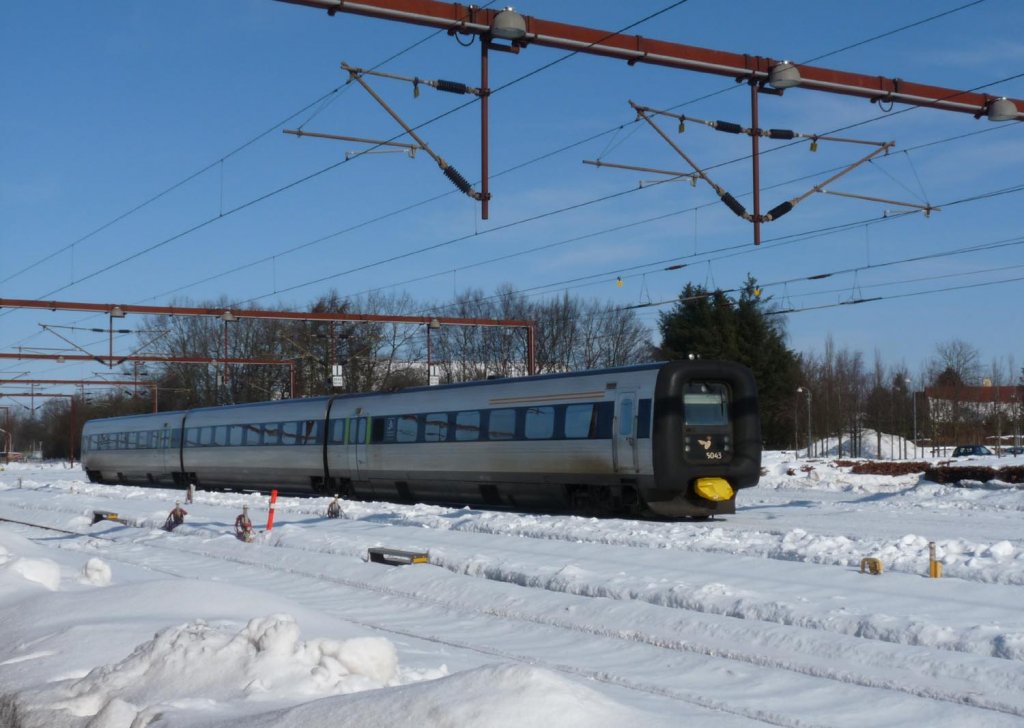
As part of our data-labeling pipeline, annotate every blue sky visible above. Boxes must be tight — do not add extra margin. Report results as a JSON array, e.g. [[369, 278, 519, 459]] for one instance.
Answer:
[[2, 0, 1023, 393]]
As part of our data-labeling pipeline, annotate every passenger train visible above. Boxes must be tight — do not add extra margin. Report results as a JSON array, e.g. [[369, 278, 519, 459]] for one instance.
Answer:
[[81, 360, 761, 518]]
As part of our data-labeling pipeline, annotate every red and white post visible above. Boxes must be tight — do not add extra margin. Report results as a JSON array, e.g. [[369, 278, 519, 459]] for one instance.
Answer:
[[266, 489, 278, 532]]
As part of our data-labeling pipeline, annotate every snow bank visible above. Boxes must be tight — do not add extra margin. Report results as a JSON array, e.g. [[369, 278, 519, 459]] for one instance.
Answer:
[[42, 615, 433, 722], [192, 663, 659, 728], [14, 614, 655, 728]]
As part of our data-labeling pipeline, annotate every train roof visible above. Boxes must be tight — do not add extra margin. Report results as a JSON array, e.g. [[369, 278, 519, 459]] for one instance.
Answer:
[[83, 361, 679, 426]]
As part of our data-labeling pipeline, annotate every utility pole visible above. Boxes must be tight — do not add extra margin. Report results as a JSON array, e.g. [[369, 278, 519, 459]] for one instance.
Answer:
[[797, 386, 812, 458]]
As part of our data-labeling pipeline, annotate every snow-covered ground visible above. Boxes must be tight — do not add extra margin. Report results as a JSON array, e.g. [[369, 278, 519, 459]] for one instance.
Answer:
[[2, 449, 1024, 727]]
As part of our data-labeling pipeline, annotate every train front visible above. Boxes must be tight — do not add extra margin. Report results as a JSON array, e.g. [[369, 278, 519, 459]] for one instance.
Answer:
[[644, 360, 761, 518]]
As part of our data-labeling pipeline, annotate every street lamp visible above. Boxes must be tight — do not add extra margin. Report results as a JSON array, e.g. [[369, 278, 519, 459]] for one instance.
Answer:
[[797, 386, 812, 457], [910, 378, 918, 458]]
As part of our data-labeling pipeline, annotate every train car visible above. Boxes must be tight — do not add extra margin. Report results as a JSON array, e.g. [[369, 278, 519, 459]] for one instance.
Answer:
[[81, 360, 760, 518]]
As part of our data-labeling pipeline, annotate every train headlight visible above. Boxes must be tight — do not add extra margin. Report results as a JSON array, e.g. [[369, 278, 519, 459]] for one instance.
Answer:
[[695, 477, 734, 502]]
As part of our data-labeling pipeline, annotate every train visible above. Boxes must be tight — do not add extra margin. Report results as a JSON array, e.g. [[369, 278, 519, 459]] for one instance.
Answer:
[[80, 359, 761, 518]]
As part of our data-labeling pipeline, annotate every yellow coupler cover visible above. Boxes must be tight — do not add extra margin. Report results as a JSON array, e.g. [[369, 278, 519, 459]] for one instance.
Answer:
[[695, 477, 734, 502]]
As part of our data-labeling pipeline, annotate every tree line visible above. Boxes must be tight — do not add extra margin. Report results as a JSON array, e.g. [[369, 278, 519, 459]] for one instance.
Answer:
[[5, 280, 1021, 459]]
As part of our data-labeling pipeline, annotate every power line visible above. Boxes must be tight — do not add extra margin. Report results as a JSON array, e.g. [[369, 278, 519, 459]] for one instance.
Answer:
[[4, 3, 1018, 365], [225, 122, 1023, 309], [0, 8, 486, 290], [20, 2, 693, 303]]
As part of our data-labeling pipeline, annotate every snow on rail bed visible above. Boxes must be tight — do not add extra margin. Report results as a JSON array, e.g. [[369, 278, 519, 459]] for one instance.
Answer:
[[2, 452, 1024, 727]]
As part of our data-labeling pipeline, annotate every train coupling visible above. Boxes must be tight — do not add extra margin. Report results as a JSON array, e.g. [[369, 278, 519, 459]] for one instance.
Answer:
[[694, 477, 734, 502]]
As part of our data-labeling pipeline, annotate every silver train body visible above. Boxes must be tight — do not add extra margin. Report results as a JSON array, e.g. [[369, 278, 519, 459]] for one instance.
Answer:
[[81, 360, 761, 518]]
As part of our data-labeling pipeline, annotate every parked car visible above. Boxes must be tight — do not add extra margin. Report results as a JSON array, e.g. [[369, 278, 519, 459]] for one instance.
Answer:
[[951, 445, 994, 457], [1004, 446, 1024, 455]]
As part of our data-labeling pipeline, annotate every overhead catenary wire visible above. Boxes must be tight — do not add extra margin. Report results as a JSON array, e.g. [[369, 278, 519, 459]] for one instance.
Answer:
[[16, 1, 693, 307], [9, 0, 999, 308], [412, 180, 1024, 318], [3, 2, 1018, 369], [0, 4, 497, 291], [150, 118, 1019, 314], [228, 125, 1023, 310], [4, 114, 1017, 363], [9, 6, 999, 307]]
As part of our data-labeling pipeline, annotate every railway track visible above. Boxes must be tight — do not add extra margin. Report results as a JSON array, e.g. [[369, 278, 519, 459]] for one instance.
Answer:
[[3, 502, 1024, 726]]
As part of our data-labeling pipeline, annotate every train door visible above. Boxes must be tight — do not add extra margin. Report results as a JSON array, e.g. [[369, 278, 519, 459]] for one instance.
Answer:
[[349, 416, 368, 481], [614, 390, 639, 473], [159, 422, 173, 478], [160, 415, 185, 482]]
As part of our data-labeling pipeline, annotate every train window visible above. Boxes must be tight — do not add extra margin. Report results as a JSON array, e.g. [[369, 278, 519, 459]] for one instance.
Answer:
[[454, 411, 480, 441], [374, 418, 390, 443], [264, 424, 282, 445], [281, 421, 299, 445], [488, 409, 516, 440], [242, 424, 261, 445], [619, 399, 634, 437], [171, 429, 182, 448], [564, 404, 596, 439], [212, 426, 227, 447], [299, 420, 321, 445], [595, 402, 614, 438], [328, 419, 346, 444], [424, 413, 448, 442], [524, 406, 554, 439], [198, 427, 213, 447], [684, 383, 729, 426], [227, 425, 243, 446], [396, 414, 419, 443], [637, 399, 652, 438]]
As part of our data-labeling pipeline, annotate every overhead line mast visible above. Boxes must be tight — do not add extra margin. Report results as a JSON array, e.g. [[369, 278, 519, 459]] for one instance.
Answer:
[[277, 0, 1022, 241]]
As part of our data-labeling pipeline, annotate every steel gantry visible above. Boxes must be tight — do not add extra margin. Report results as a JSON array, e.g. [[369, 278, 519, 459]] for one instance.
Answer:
[[0, 297, 537, 379], [0, 379, 159, 412], [275, 0, 1022, 239]]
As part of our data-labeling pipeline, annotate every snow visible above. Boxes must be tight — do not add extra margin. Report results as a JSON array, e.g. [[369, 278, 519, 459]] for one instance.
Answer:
[[2, 451, 1024, 726]]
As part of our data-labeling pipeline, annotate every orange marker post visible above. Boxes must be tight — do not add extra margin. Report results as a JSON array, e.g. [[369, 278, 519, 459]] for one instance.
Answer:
[[266, 489, 278, 532]]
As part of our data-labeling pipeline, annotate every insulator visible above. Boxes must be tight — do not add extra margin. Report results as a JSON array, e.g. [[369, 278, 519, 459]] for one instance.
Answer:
[[767, 128, 795, 140], [713, 121, 743, 134], [719, 191, 748, 219], [765, 201, 794, 220], [436, 79, 469, 95], [443, 165, 473, 195], [664, 264, 686, 271]]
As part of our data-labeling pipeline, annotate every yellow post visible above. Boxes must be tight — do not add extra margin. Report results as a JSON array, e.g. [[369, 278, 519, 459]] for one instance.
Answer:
[[928, 541, 942, 578]]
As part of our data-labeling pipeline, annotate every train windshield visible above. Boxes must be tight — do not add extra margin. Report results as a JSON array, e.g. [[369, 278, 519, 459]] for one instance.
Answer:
[[683, 382, 729, 426]]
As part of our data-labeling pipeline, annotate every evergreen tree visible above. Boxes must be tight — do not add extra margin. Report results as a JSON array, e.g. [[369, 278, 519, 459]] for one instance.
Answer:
[[657, 276, 800, 448]]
